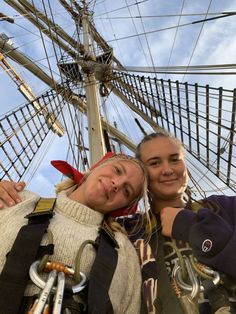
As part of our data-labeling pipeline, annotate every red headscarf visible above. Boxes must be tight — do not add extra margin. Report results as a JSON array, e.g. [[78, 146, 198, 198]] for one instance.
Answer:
[[51, 152, 138, 217]]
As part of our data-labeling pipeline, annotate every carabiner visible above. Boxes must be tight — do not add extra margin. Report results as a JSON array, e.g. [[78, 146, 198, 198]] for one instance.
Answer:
[[30, 260, 87, 294], [52, 272, 65, 314], [33, 270, 57, 314]]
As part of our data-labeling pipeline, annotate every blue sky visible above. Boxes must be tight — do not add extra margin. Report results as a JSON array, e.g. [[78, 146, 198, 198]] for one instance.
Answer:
[[0, 0, 236, 196]]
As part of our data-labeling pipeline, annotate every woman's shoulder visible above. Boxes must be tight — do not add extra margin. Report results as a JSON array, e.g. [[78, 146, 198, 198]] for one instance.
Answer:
[[1, 190, 40, 212], [207, 194, 236, 203], [20, 190, 40, 200], [16, 190, 41, 208], [195, 194, 236, 212], [0, 190, 41, 231]]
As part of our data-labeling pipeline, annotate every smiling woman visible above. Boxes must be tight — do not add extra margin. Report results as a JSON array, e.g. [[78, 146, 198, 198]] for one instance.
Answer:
[[124, 131, 236, 314], [0, 153, 148, 314], [53, 153, 148, 216], [69, 159, 145, 214], [137, 133, 188, 208]]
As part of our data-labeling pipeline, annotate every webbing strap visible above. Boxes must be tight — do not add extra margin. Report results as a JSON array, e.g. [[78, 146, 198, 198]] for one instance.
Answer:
[[88, 226, 118, 314], [0, 198, 55, 314]]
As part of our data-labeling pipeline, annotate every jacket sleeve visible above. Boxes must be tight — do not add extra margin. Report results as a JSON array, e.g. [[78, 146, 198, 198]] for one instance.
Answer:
[[172, 195, 236, 279]]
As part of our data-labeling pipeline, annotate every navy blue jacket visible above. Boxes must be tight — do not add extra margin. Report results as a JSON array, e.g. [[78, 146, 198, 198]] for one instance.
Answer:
[[172, 195, 236, 279]]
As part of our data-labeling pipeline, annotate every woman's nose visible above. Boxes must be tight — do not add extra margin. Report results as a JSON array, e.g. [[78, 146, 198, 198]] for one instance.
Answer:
[[161, 163, 173, 175], [112, 180, 119, 192]]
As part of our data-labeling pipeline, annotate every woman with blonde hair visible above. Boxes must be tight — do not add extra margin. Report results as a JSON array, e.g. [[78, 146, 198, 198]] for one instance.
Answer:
[[0, 153, 148, 314], [129, 131, 236, 314]]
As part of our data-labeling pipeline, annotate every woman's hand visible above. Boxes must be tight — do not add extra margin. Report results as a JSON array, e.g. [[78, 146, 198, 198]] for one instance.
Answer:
[[0, 180, 26, 208]]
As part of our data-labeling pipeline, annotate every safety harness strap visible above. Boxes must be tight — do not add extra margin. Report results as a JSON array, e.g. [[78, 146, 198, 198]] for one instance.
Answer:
[[88, 221, 118, 314], [0, 198, 55, 314], [0, 199, 118, 314]]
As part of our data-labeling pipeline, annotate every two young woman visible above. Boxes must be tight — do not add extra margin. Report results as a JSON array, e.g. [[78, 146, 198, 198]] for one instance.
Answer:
[[0, 154, 148, 313], [1, 132, 236, 314]]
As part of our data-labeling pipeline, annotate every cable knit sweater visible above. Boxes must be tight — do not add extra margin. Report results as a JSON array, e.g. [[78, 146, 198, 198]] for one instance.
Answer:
[[0, 190, 141, 313]]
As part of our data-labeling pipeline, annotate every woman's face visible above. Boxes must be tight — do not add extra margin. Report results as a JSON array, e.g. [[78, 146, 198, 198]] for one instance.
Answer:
[[74, 159, 144, 213], [139, 137, 188, 201]]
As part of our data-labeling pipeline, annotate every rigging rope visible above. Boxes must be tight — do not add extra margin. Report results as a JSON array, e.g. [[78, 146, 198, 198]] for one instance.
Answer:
[[95, 12, 236, 19], [164, 0, 186, 81], [42, 0, 80, 165], [106, 11, 236, 43], [181, 0, 213, 83], [94, 0, 149, 17]]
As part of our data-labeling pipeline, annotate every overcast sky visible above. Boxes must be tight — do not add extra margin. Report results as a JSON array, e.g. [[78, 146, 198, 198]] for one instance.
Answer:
[[0, 0, 236, 196]]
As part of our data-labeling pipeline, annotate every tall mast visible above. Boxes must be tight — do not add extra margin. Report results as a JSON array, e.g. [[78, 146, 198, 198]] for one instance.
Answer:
[[81, 1, 105, 164]]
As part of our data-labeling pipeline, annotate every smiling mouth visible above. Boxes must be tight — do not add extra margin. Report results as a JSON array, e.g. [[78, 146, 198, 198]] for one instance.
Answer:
[[160, 179, 177, 184], [100, 180, 109, 199]]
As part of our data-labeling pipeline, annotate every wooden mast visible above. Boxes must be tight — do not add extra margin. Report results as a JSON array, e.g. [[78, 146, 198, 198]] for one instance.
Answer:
[[81, 0, 105, 164]]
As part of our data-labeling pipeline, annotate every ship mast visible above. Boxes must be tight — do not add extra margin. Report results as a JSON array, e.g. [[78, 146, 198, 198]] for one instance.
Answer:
[[81, 1, 105, 164]]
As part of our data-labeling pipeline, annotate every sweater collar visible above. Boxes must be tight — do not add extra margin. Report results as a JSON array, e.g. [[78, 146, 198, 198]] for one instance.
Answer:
[[55, 190, 104, 226]]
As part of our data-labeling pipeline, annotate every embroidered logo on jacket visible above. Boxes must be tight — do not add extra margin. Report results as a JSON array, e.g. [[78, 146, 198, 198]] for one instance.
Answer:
[[201, 239, 213, 252]]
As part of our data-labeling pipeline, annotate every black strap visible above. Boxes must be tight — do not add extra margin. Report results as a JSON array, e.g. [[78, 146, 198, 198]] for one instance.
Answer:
[[88, 223, 118, 314], [202, 280, 230, 312], [0, 198, 55, 314]]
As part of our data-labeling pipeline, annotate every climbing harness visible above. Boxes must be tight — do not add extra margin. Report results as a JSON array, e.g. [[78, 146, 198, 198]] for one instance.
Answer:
[[0, 198, 119, 314]]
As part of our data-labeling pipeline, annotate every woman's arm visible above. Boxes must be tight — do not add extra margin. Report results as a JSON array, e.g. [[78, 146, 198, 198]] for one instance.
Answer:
[[171, 195, 236, 279], [0, 180, 26, 208]]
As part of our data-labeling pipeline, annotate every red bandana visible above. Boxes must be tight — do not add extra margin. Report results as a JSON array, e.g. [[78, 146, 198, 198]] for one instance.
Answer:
[[51, 153, 138, 217]]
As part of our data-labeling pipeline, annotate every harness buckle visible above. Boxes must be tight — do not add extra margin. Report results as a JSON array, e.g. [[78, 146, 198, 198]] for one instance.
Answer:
[[25, 198, 56, 220]]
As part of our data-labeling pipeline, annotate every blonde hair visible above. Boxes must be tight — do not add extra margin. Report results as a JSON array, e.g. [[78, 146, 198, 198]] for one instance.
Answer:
[[54, 154, 149, 232], [55, 178, 76, 194]]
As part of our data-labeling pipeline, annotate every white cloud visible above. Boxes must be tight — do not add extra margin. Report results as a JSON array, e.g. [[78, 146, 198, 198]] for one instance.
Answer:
[[27, 172, 56, 197]]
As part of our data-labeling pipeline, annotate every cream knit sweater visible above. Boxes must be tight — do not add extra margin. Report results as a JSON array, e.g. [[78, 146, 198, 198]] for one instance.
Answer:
[[0, 190, 141, 313]]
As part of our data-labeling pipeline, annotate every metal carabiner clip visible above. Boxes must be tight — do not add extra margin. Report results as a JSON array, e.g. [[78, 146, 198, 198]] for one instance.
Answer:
[[30, 260, 87, 294], [33, 270, 57, 314], [173, 256, 200, 300], [52, 272, 65, 314]]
